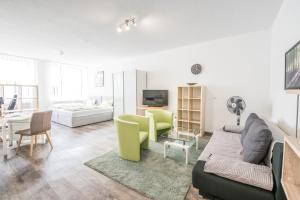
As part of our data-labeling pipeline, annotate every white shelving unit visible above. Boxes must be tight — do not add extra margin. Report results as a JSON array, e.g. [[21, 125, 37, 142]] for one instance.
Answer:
[[177, 86, 205, 136]]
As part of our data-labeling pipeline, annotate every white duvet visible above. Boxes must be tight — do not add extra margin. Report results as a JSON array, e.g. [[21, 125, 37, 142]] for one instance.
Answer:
[[52, 103, 113, 118]]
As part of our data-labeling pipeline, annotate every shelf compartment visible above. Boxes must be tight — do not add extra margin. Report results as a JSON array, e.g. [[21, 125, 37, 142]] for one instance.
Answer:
[[178, 110, 188, 121], [189, 123, 201, 134], [189, 99, 201, 110], [178, 87, 183, 99], [178, 121, 189, 132], [190, 87, 201, 99], [182, 99, 189, 109], [177, 99, 183, 110], [182, 87, 189, 99]]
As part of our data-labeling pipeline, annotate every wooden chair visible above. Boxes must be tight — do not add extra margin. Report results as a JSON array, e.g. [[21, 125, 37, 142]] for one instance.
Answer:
[[15, 111, 53, 156]]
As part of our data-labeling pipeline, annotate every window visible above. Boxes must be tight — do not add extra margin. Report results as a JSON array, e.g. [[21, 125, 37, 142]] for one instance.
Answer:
[[0, 54, 37, 85]]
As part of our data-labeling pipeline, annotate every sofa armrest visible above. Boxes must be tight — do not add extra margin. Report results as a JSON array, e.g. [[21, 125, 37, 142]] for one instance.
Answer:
[[223, 125, 243, 133]]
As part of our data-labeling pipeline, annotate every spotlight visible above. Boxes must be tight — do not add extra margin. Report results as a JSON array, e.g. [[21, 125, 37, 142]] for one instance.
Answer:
[[117, 26, 122, 32], [117, 17, 136, 33]]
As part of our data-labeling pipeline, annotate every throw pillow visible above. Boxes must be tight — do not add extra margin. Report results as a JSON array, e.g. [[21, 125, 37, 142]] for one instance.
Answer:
[[243, 118, 273, 164], [240, 113, 259, 145], [223, 125, 243, 133]]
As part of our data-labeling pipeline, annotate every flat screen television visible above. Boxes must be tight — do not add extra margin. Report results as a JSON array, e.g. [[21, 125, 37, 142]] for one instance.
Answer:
[[285, 40, 300, 90], [143, 90, 168, 107]]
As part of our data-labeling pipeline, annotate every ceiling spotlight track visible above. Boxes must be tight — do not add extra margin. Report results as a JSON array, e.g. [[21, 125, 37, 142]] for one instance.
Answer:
[[117, 17, 137, 32]]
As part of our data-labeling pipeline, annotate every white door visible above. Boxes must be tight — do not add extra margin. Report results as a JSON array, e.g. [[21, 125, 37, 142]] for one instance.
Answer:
[[113, 72, 124, 118], [124, 70, 137, 114], [136, 70, 147, 107]]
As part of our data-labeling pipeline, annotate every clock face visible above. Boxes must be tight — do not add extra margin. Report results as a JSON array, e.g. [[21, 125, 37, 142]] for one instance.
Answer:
[[191, 64, 202, 75]]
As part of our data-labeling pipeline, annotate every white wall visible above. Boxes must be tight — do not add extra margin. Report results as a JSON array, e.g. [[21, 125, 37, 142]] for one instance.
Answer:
[[112, 30, 272, 132], [270, 0, 300, 137], [36, 60, 51, 111], [87, 67, 113, 98]]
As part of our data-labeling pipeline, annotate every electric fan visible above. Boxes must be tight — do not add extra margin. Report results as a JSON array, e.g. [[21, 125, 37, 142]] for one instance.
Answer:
[[226, 96, 246, 126]]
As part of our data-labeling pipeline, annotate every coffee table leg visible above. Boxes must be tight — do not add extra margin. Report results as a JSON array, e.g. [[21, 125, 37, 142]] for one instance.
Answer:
[[196, 135, 199, 150], [164, 142, 166, 158], [185, 147, 189, 165]]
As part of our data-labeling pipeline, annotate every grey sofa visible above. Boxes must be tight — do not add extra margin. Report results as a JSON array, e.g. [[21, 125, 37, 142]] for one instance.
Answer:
[[192, 120, 287, 200]]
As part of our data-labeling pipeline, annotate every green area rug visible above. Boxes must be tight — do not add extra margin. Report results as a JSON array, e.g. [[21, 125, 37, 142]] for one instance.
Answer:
[[84, 136, 210, 200]]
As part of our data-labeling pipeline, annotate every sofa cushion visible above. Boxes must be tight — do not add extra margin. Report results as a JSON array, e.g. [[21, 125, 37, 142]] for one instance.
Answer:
[[204, 154, 273, 191], [139, 131, 148, 143], [241, 113, 259, 145], [156, 122, 171, 130], [243, 118, 273, 164], [198, 129, 242, 161]]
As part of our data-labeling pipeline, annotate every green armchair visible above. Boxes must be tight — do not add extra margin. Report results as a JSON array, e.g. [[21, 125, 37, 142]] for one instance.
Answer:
[[114, 114, 149, 161], [145, 110, 173, 142]]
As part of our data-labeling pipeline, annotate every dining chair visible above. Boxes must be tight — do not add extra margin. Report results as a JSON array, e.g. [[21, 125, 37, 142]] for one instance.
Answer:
[[15, 111, 53, 156]]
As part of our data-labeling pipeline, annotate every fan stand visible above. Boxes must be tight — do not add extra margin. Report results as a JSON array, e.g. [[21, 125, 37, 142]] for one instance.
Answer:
[[237, 114, 241, 126]]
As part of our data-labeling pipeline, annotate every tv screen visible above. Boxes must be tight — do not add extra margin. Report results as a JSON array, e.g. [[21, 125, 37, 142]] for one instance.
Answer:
[[143, 90, 168, 107], [285, 41, 300, 90]]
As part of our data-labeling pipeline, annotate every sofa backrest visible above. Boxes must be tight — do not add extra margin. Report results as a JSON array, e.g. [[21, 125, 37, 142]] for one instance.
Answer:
[[259, 119, 287, 199], [271, 143, 287, 200], [264, 120, 286, 167]]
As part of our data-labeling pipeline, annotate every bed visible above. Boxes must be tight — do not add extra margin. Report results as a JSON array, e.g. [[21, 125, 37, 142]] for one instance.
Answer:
[[51, 103, 113, 127]]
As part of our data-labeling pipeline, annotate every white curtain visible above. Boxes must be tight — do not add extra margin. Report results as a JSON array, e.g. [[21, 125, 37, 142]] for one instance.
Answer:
[[0, 54, 37, 85], [48, 63, 87, 101]]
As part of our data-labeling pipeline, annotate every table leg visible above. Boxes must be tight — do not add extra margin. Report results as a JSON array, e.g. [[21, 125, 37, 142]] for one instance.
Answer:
[[185, 147, 189, 165], [2, 122, 7, 160], [164, 142, 167, 158], [196, 135, 199, 150], [43, 133, 47, 144], [9, 124, 13, 146]]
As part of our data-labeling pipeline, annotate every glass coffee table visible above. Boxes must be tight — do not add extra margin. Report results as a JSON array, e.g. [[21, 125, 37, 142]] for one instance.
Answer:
[[163, 131, 200, 165]]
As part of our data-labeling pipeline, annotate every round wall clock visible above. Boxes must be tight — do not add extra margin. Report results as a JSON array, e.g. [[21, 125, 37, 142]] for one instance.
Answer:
[[191, 64, 202, 75]]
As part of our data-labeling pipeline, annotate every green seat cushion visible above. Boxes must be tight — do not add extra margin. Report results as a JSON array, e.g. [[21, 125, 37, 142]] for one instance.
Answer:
[[139, 131, 148, 143], [156, 122, 171, 130]]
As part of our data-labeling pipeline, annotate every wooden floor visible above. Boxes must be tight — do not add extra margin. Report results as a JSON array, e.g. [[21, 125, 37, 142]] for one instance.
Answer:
[[0, 121, 204, 200]]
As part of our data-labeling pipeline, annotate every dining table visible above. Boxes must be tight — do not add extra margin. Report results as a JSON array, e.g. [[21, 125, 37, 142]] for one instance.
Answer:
[[1, 113, 32, 160]]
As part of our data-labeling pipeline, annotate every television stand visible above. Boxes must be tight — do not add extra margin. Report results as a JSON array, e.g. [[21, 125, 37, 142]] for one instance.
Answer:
[[137, 105, 168, 116]]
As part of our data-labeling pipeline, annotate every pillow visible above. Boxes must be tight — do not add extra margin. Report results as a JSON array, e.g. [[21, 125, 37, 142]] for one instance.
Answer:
[[243, 118, 273, 164], [101, 100, 113, 107], [223, 125, 243, 133], [241, 113, 259, 145], [86, 99, 96, 106]]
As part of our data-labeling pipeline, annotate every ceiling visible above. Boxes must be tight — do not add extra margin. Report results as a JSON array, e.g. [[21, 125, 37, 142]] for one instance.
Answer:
[[0, 0, 283, 65]]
